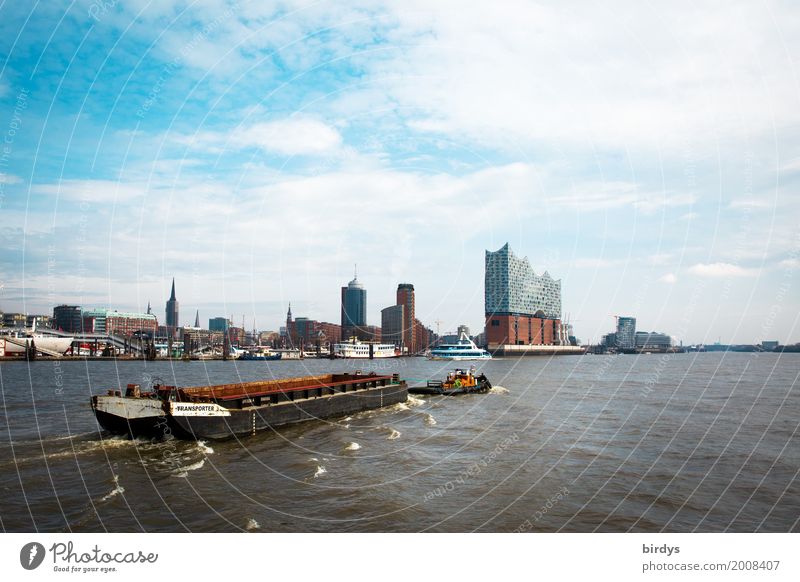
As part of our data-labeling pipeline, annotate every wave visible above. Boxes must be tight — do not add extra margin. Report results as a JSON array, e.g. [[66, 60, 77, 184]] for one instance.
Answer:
[[386, 428, 401, 440], [313, 465, 327, 478], [424, 413, 437, 426], [99, 474, 125, 502], [245, 518, 261, 531], [344, 442, 361, 451], [489, 385, 510, 394], [197, 440, 214, 455], [407, 395, 425, 407], [172, 458, 205, 478]]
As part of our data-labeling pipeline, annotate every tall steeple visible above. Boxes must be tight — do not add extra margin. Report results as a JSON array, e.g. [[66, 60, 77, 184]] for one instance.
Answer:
[[146, 301, 151, 315], [165, 278, 179, 338], [286, 302, 293, 323], [194, 309, 200, 328]]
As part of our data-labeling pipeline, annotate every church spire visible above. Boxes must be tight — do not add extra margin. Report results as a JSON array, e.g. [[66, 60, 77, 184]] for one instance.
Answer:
[[286, 302, 293, 322]]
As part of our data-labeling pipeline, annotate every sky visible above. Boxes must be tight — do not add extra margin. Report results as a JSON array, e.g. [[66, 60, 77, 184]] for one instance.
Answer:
[[0, 0, 798, 344]]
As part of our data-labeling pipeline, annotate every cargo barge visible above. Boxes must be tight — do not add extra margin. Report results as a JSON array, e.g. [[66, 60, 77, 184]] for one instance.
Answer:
[[91, 372, 407, 440]]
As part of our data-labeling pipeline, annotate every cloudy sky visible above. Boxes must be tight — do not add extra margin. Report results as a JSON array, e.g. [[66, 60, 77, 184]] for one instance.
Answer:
[[1, 0, 798, 344]]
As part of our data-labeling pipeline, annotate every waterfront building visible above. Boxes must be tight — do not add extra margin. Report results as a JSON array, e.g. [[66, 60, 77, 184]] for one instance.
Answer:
[[209, 317, 230, 332], [341, 269, 368, 340], [484, 243, 564, 349], [414, 318, 433, 352], [165, 278, 179, 338], [286, 305, 342, 347], [397, 283, 416, 352], [53, 305, 84, 332], [616, 317, 636, 349], [81, 309, 158, 337], [26, 314, 52, 328], [634, 331, 672, 351], [2, 312, 26, 328], [381, 304, 405, 347]]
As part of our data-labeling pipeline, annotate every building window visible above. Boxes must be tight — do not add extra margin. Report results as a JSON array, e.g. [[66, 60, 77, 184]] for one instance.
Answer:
[[491, 320, 500, 327]]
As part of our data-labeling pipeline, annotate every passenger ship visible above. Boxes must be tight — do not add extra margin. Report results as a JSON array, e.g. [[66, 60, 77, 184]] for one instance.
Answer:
[[333, 338, 399, 359], [427, 331, 492, 361]]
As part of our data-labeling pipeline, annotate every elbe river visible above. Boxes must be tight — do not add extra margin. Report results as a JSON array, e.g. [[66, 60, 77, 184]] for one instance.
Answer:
[[0, 353, 797, 532]]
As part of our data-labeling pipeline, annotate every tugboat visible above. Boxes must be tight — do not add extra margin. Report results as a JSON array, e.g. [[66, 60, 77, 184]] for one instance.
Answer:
[[409, 367, 492, 395]]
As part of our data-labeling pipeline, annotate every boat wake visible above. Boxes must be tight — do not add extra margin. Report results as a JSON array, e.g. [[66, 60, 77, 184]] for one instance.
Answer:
[[245, 518, 261, 531], [99, 474, 125, 502], [196, 440, 214, 455], [407, 395, 425, 407], [344, 442, 361, 451], [386, 428, 401, 440], [171, 458, 206, 478], [489, 385, 510, 394], [313, 465, 327, 478], [423, 413, 437, 426]]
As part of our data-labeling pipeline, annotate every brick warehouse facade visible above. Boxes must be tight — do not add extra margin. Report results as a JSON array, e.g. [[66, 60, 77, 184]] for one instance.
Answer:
[[485, 314, 563, 347], [484, 243, 565, 350]]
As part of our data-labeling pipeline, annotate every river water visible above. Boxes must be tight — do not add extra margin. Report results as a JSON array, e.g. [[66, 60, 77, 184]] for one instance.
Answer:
[[0, 353, 797, 532]]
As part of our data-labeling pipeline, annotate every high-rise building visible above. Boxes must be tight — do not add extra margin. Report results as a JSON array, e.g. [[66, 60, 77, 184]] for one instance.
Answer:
[[341, 268, 367, 340], [165, 278, 179, 338], [484, 243, 563, 348], [396, 283, 415, 352], [53, 305, 84, 332], [209, 317, 230, 332], [616, 317, 636, 349], [381, 304, 405, 347]]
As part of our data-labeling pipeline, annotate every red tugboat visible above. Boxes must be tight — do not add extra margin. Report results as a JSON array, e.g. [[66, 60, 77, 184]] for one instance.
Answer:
[[91, 372, 407, 440], [409, 367, 492, 395]]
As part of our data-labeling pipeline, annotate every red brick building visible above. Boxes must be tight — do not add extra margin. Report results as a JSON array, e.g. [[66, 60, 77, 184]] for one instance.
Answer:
[[485, 314, 563, 347]]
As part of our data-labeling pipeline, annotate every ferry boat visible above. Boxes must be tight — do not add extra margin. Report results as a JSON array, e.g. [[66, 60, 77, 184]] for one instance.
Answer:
[[238, 348, 281, 361], [409, 367, 492, 395], [91, 372, 408, 440], [427, 331, 492, 361], [333, 338, 399, 359]]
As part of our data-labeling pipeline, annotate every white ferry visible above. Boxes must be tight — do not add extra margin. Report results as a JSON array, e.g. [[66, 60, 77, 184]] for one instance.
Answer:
[[427, 331, 492, 361], [333, 338, 399, 359]]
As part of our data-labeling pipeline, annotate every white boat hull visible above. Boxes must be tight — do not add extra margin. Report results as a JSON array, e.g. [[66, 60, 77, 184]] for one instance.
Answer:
[[1, 336, 74, 356]]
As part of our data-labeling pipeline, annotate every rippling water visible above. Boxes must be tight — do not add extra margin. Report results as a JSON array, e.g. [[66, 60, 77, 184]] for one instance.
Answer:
[[0, 353, 797, 532]]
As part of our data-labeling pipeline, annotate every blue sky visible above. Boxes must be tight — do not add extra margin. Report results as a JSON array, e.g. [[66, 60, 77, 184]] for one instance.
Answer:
[[1, 0, 798, 344]]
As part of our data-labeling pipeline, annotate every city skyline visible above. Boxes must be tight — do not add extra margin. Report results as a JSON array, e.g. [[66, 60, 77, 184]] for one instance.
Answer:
[[0, 2, 798, 345]]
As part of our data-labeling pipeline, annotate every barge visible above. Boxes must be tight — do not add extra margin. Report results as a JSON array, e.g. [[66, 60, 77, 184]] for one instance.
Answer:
[[91, 372, 407, 440]]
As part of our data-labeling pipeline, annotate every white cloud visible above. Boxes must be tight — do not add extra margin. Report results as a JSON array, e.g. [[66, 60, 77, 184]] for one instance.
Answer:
[[177, 118, 342, 156], [573, 258, 618, 269], [33, 180, 147, 203], [688, 262, 758, 278], [0, 174, 22, 184], [659, 272, 677, 284]]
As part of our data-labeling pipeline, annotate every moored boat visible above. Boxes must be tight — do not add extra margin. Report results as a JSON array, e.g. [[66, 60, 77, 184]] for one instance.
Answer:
[[333, 338, 399, 359], [427, 331, 492, 361], [409, 367, 492, 395], [91, 372, 407, 440]]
